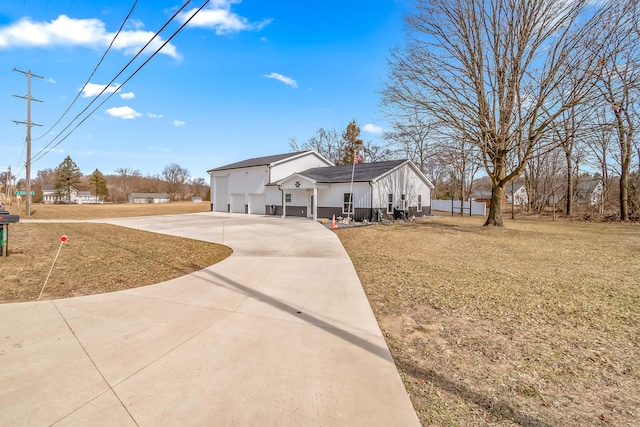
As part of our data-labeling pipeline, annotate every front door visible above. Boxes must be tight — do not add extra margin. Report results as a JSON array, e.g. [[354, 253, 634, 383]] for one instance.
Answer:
[[307, 194, 314, 218]]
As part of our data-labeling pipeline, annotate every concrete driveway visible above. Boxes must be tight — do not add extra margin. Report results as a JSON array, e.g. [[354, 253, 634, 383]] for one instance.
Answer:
[[0, 212, 419, 426]]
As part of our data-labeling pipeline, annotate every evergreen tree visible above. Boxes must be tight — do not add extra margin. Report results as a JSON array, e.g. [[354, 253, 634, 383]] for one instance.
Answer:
[[89, 168, 109, 198], [341, 119, 363, 165], [54, 156, 82, 202]]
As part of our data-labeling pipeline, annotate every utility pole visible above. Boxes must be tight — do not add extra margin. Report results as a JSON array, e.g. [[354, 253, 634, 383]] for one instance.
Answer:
[[12, 68, 43, 217]]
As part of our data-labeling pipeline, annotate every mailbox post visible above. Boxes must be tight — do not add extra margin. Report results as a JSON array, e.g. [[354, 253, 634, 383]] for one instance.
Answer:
[[0, 210, 20, 257]]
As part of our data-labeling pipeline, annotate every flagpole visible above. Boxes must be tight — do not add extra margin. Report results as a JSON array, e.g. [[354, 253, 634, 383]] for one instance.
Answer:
[[348, 151, 358, 221]]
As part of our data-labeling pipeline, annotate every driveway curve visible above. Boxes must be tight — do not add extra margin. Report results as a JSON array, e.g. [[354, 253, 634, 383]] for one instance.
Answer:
[[0, 212, 419, 426]]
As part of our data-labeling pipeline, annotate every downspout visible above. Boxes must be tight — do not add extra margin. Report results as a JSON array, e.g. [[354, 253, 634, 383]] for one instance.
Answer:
[[369, 181, 374, 221]]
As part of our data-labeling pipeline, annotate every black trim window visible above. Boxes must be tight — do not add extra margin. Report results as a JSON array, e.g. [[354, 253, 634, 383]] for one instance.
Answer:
[[343, 193, 354, 214], [387, 193, 393, 213], [417, 195, 422, 212], [285, 193, 292, 203]]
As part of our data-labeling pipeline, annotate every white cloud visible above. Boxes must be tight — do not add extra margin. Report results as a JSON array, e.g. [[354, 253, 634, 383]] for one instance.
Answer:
[[119, 91, 135, 99], [147, 113, 163, 119], [0, 15, 180, 59], [47, 78, 56, 84], [173, 120, 186, 127], [363, 123, 384, 134], [179, 0, 272, 35], [80, 82, 120, 97], [106, 106, 142, 119], [264, 72, 297, 88]]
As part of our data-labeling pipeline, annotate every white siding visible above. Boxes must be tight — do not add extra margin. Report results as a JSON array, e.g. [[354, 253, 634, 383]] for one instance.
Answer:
[[318, 183, 371, 210], [270, 153, 333, 182], [372, 163, 431, 211]]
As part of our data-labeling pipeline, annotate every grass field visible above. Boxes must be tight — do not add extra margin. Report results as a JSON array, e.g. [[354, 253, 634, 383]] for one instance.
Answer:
[[0, 202, 230, 302], [3, 200, 211, 219], [2, 202, 638, 424], [336, 216, 640, 426]]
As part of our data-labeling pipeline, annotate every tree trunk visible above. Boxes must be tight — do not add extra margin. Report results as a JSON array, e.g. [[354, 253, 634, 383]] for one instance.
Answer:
[[620, 155, 630, 220], [565, 151, 574, 216], [483, 185, 506, 226]]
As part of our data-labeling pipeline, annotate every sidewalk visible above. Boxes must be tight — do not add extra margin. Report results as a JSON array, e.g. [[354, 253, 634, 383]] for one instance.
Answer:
[[0, 213, 419, 426]]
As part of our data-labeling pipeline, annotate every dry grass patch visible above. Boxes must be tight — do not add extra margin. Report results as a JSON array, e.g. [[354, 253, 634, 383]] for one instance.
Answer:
[[1, 222, 231, 303], [337, 216, 640, 426], [4, 200, 210, 220]]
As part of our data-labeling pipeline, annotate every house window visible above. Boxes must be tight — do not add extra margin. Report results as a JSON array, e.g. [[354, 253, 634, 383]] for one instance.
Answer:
[[285, 193, 292, 203], [417, 195, 422, 212], [401, 194, 407, 210], [387, 193, 393, 213], [343, 193, 354, 215]]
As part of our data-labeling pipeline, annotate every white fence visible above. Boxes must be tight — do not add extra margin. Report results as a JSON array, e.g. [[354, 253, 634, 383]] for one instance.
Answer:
[[431, 199, 487, 216]]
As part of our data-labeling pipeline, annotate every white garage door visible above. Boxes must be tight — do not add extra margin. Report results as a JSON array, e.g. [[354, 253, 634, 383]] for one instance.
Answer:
[[214, 176, 228, 212], [230, 193, 245, 213], [249, 194, 266, 214]]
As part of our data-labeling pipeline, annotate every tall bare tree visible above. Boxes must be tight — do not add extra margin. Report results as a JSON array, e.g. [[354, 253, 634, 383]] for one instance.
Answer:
[[593, 1, 639, 220], [162, 163, 190, 200], [383, 0, 608, 226]]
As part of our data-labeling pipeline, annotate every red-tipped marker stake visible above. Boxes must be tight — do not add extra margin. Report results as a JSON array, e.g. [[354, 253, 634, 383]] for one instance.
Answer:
[[38, 236, 68, 301]]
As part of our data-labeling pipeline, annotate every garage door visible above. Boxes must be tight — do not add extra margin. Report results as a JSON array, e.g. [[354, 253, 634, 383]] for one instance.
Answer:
[[248, 194, 266, 214], [214, 176, 228, 212], [230, 194, 245, 213]]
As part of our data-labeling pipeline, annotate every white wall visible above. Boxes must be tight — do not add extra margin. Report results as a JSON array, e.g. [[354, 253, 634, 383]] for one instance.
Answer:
[[372, 163, 431, 211], [270, 152, 332, 182], [318, 182, 371, 211]]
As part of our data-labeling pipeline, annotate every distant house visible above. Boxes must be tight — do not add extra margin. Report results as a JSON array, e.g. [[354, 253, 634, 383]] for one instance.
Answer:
[[208, 150, 434, 221], [129, 193, 170, 203], [576, 178, 604, 207], [75, 191, 103, 204], [41, 184, 102, 204], [507, 184, 528, 206]]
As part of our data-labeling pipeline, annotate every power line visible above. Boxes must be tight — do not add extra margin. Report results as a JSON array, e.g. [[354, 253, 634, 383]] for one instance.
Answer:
[[31, 0, 199, 163], [33, 0, 140, 141]]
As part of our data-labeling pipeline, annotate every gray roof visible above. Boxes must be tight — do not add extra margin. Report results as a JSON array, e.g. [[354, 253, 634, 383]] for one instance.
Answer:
[[298, 160, 407, 183], [208, 151, 310, 172]]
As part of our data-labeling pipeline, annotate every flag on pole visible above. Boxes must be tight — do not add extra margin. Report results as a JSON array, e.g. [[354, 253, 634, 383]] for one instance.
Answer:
[[353, 153, 361, 165]]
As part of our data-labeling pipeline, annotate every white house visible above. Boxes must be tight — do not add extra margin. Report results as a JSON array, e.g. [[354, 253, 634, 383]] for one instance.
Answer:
[[507, 184, 528, 206], [208, 151, 434, 221], [41, 184, 102, 204]]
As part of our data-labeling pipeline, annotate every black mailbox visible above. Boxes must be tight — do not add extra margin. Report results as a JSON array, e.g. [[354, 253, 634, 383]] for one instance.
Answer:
[[0, 211, 20, 257]]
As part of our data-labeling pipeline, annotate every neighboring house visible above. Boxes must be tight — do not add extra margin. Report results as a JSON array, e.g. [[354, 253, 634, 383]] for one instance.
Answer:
[[576, 178, 604, 207], [42, 184, 103, 204], [75, 191, 103, 204], [208, 150, 434, 221], [507, 184, 528, 206], [129, 193, 170, 203]]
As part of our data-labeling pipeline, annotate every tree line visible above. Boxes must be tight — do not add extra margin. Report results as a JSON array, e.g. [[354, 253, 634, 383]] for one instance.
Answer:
[[21, 156, 209, 203], [293, 0, 639, 225]]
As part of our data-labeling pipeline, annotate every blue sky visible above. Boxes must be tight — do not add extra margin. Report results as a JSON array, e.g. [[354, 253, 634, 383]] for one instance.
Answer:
[[0, 0, 412, 182]]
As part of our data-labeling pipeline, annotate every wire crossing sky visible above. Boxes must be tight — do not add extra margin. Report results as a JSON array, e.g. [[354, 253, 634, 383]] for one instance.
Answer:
[[1, 1, 412, 180]]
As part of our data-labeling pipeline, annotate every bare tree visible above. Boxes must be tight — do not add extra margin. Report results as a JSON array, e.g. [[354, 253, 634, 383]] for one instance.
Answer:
[[383, 110, 436, 173], [162, 163, 190, 200], [383, 0, 608, 226], [593, 2, 639, 220], [114, 167, 141, 201], [289, 128, 343, 165]]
